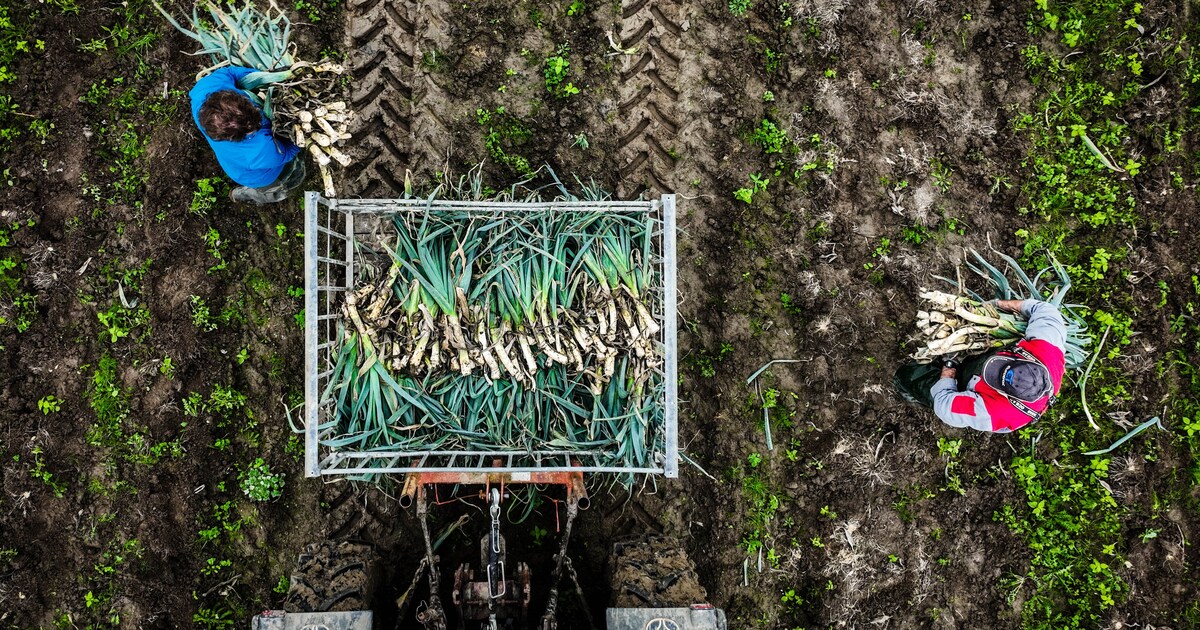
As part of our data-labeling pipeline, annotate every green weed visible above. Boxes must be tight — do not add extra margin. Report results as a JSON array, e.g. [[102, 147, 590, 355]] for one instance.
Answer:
[[749, 119, 789, 155], [543, 44, 579, 98], [238, 458, 284, 501], [739, 471, 780, 557], [201, 557, 232, 577], [763, 47, 782, 74], [995, 8, 1189, 622], [997, 450, 1124, 626], [806, 221, 830, 242], [477, 107, 533, 175], [193, 606, 235, 629], [197, 499, 249, 548], [893, 484, 935, 523], [29, 446, 66, 497], [190, 296, 217, 332], [733, 172, 769, 204], [901, 223, 931, 246], [96, 303, 150, 344], [182, 391, 203, 417], [739, 118, 834, 203], [0, 5, 42, 84], [85, 355, 130, 449], [203, 227, 227, 273], [780, 587, 803, 611], [690, 342, 733, 378], [0, 253, 34, 332], [191, 178, 221, 215], [293, 0, 340, 22], [930, 157, 952, 193], [0, 95, 21, 150], [208, 384, 248, 417], [780, 293, 803, 317], [28, 117, 52, 143], [937, 437, 965, 495], [37, 395, 60, 415]]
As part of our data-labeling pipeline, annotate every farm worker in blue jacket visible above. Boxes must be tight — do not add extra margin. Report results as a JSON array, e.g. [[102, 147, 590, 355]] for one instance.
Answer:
[[189, 65, 305, 205], [896, 299, 1067, 433]]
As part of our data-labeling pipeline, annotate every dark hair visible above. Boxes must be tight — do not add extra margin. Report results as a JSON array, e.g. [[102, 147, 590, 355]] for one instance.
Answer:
[[198, 90, 260, 141]]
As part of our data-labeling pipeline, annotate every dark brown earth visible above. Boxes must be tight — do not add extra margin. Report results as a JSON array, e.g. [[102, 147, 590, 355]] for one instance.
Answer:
[[1, 0, 1198, 628]]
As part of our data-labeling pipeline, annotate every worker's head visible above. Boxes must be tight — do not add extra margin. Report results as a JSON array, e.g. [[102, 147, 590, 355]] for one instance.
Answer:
[[198, 90, 260, 142], [983, 357, 1051, 402]]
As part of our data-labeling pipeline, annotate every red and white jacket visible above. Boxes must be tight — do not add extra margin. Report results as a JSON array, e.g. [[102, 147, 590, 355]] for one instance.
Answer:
[[930, 301, 1067, 433]]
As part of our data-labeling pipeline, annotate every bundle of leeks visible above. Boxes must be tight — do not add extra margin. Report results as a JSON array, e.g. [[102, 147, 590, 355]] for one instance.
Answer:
[[911, 249, 1090, 369], [154, 0, 352, 196]]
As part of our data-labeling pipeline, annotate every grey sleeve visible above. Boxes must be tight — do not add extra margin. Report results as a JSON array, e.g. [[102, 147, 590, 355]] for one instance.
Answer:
[[930, 377, 994, 432], [1020, 299, 1067, 348]]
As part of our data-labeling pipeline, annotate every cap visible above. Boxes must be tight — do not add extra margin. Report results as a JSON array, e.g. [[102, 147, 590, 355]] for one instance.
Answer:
[[982, 355, 1051, 402]]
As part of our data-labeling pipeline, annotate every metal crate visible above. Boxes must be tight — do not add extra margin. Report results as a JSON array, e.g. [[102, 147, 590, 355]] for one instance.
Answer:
[[302, 192, 679, 479]]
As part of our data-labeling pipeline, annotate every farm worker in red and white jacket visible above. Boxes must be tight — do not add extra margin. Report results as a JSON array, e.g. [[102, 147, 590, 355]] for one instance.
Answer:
[[931, 299, 1067, 432]]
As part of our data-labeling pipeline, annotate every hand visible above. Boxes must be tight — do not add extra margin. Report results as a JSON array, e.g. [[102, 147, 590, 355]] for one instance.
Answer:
[[989, 299, 1024, 314], [939, 353, 959, 380]]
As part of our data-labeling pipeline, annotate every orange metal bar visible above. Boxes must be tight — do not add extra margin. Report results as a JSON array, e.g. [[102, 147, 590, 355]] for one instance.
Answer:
[[405, 460, 588, 508]]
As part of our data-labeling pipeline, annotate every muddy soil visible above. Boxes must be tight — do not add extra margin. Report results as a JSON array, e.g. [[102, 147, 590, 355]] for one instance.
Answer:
[[1, 0, 1198, 628]]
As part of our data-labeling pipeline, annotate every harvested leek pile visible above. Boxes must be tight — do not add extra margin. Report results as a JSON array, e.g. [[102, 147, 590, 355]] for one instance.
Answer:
[[322, 172, 667, 473], [154, 1, 352, 196], [912, 250, 1090, 368]]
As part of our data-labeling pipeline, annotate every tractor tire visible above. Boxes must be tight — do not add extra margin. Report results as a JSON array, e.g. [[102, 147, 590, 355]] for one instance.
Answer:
[[610, 535, 707, 608], [283, 541, 377, 613], [321, 481, 397, 543]]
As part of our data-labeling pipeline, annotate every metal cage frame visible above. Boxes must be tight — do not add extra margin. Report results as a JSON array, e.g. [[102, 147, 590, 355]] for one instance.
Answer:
[[302, 192, 679, 479]]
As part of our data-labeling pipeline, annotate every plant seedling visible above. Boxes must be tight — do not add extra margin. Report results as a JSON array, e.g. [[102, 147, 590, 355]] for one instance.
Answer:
[[38, 395, 61, 415]]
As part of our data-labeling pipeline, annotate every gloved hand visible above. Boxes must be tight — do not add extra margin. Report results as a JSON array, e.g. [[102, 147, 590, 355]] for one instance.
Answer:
[[984, 298, 1000, 308]]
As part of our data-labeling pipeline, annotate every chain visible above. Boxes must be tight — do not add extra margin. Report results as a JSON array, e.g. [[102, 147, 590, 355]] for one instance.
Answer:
[[540, 496, 580, 627], [489, 488, 502, 555], [563, 556, 597, 630], [415, 487, 447, 630], [487, 488, 506, 600]]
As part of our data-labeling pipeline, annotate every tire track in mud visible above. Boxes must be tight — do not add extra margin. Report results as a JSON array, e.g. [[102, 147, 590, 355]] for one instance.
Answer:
[[614, 0, 685, 197], [610, 1, 744, 609], [613, 0, 714, 198], [411, 0, 454, 172], [343, 0, 452, 197], [321, 482, 398, 543]]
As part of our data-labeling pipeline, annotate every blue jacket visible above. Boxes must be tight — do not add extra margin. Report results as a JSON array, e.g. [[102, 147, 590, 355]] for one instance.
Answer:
[[189, 66, 301, 188]]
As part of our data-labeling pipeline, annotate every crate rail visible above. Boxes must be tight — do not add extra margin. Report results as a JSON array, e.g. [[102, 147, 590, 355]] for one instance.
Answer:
[[303, 193, 678, 479]]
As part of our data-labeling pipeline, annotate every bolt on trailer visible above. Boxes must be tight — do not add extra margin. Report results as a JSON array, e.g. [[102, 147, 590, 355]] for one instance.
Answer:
[[293, 191, 712, 628]]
